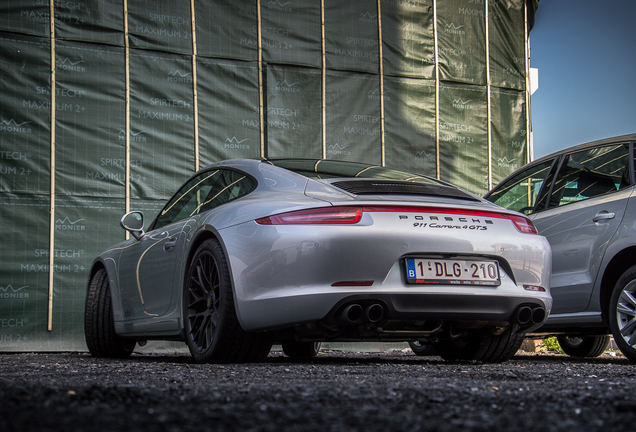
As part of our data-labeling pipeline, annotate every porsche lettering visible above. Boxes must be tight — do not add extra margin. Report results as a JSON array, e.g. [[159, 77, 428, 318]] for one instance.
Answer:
[[400, 215, 493, 224]]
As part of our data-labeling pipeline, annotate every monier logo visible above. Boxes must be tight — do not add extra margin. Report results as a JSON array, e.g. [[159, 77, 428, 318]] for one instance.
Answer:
[[167, 70, 192, 83], [415, 150, 435, 162], [275, 80, 300, 93], [118, 130, 147, 143], [268, 0, 292, 12], [55, 217, 86, 231], [444, 23, 466, 35], [359, 12, 377, 23], [0, 119, 32, 133], [366, 89, 389, 101], [329, 144, 348, 150], [327, 144, 351, 156], [224, 137, 250, 150], [0, 285, 29, 299], [452, 98, 474, 110], [497, 157, 518, 169], [368, 89, 380, 100], [56, 57, 86, 72]]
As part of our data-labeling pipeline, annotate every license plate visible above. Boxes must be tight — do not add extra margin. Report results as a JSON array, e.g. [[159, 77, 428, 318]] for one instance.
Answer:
[[405, 258, 500, 286]]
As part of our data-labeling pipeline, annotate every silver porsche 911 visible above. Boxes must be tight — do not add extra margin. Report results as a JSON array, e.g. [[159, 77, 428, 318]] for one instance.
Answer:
[[85, 159, 552, 363]]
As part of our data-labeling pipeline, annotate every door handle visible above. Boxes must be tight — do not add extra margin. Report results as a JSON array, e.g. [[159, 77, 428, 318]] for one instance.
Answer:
[[150, 231, 168, 240], [164, 237, 178, 252], [592, 211, 615, 224]]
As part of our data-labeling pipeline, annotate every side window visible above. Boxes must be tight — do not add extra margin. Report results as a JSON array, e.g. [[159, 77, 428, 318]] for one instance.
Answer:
[[548, 143, 630, 209], [486, 160, 554, 214], [197, 170, 256, 213], [154, 169, 255, 229]]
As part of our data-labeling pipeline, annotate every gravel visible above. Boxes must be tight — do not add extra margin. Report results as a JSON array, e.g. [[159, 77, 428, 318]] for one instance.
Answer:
[[1, 350, 635, 432]]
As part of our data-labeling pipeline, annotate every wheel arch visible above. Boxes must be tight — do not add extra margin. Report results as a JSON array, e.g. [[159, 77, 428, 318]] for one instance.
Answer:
[[180, 226, 273, 362], [88, 256, 128, 323], [180, 227, 242, 329], [183, 227, 223, 282], [88, 258, 106, 281], [86, 259, 106, 307], [599, 246, 636, 325]]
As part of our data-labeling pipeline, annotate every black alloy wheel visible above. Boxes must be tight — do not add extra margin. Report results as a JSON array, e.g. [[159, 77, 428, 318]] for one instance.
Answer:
[[184, 239, 272, 363], [185, 245, 222, 360]]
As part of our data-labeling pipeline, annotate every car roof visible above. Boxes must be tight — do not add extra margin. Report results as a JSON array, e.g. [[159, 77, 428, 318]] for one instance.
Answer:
[[533, 133, 636, 164]]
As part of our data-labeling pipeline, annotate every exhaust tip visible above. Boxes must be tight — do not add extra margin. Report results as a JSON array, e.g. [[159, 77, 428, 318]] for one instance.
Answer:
[[365, 304, 384, 323], [531, 307, 546, 324], [516, 306, 532, 325], [342, 304, 363, 323]]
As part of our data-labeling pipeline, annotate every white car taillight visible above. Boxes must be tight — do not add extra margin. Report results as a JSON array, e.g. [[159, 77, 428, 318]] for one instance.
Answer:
[[256, 205, 539, 234], [255, 207, 363, 225]]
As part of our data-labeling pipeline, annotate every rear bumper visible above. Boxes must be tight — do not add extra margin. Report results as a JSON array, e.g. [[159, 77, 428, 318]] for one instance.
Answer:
[[339, 293, 549, 323], [219, 214, 552, 333], [233, 288, 552, 334]]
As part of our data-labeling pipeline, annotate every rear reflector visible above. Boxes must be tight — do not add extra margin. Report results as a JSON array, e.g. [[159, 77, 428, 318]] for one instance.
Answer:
[[331, 281, 374, 287], [256, 205, 538, 234], [523, 285, 546, 292]]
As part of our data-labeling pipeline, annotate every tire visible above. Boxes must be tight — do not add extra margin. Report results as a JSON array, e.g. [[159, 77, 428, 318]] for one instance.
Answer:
[[609, 265, 636, 363], [282, 341, 321, 360], [84, 268, 135, 358], [408, 341, 437, 356], [434, 326, 524, 363], [184, 239, 273, 364], [556, 335, 610, 358]]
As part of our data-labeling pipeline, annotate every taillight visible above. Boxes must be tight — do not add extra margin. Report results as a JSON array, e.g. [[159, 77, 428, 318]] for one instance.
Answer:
[[506, 215, 539, 235], [255, 207, 363, 225], [255, 205, 538, 234]]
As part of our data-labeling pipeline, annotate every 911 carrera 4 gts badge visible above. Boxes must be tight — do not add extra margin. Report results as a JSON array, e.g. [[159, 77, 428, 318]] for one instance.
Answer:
[[400, 215, 493, 230]]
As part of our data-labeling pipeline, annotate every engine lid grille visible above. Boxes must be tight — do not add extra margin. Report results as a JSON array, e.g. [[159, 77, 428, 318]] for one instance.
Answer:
[[331, 180, 479, 201]]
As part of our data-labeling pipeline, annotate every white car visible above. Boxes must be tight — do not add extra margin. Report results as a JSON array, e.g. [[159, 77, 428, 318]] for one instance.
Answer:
[[85, 159, 552, 363]]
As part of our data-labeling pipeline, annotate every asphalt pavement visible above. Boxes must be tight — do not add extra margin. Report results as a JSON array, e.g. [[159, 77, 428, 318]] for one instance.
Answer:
[[0, 350, 634, 432]]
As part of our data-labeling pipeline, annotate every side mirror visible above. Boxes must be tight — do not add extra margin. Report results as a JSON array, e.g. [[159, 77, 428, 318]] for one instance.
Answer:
[[120, 211, 145, 240]]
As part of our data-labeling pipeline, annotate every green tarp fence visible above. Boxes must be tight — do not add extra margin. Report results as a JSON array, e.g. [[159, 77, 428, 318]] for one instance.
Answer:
[[0, 0, 532, 351]]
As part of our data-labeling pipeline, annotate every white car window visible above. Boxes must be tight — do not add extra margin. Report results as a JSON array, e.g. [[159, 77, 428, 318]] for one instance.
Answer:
[[548, 144, 630, 209], [154, 169, 255, 229], [487, 160, 554, 214]]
